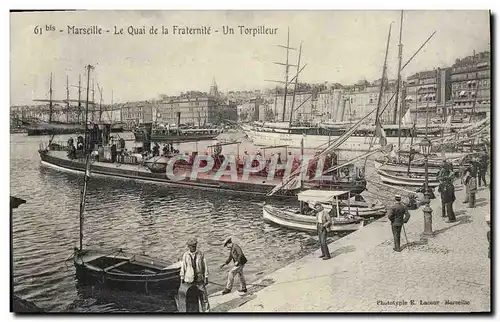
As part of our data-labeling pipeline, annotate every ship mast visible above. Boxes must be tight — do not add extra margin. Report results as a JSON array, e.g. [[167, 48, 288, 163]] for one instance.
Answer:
[[289, 41, 303, 130], [92, 78, 95, 123], [48, 73, 53, 123], [280, 28, 292, 122], [78, 75, 82, 123], [66, 75, 70, 123], [395, 11, 404, 161], [363, 23, 392, 170], [79, 64, 94, 251]]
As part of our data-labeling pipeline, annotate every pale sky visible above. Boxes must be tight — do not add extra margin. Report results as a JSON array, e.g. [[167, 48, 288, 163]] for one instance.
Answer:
[[10, 10, 490, 105]]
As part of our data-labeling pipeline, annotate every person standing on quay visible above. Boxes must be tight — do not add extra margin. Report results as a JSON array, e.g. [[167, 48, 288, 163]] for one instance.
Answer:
[[314, 203, 332, 260], [463, 169, 477, 208], [180, 238, 210, 312], [438, 180, 448, 218], [442, 177, 457, 223], [220, 237, 248, 295], [478, 152, 488, 187], [388, 195, 411, 252]]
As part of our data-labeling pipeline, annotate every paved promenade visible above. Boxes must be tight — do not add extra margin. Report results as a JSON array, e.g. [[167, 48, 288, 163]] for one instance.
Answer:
[[209, 180, 491, 312]]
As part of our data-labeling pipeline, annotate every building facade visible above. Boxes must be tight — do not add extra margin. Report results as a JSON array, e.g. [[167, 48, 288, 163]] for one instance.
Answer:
[[450, 51, 490, 120], [121, 101, 154, 129], [274, 92, 315, 123], [405, 68, 451, 121], [341, 80, 402, 124], [157, 96, 237, 126]]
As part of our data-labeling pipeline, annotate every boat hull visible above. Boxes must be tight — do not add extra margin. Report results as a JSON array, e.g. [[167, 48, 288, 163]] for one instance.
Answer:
[[27, 124, 85, 136], [39, 150, 367, 199], [243, 127, 423, 151], [73, 249, 181, 295], [133, 131, 220, 143], [377, 169, 440, 187], [262, 205, 364, 233]]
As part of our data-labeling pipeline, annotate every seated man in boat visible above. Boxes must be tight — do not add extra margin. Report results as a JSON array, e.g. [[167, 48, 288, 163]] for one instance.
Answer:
[[180, 238, 210, 312]]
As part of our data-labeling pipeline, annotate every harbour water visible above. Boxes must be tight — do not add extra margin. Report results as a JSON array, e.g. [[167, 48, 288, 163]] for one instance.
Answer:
[[10, 131, 393, 312]]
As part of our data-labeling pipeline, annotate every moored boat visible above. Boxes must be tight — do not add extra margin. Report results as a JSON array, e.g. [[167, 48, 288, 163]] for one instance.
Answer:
[[133, 127, 223, 143], [263, 190, 366, 234], [73, 248, 181, 294], [377, 168, 440, 187], [40, 149, 367, 199]]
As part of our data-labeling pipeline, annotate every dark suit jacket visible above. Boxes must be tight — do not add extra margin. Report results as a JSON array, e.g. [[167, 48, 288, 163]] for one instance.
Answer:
[[442, 184, 456, 203], [388, 202, 410, 227], [225, 243, 247, 266]]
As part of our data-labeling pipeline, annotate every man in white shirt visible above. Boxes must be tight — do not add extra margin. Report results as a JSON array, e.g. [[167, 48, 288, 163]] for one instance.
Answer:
[[180, 238, 210, 312]]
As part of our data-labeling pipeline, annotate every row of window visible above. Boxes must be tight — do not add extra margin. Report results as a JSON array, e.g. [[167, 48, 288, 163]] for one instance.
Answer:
[[452, 79, 489, 89], [452, 63, 489, 74], [451, 70, 490, 81]]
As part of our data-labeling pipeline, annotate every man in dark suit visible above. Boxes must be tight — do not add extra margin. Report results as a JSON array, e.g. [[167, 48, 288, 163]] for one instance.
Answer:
[[442, 177, 457, 223], [220, 237, 248, 294], [388, 195, 411, 252]]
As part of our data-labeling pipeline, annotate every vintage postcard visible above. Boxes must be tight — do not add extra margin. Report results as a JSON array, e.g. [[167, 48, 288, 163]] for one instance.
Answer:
[[10, 9, 491, 313]]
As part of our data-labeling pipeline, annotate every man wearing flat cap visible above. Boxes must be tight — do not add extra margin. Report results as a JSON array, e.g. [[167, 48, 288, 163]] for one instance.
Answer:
[[388, 195, 410, 252], [314, 203, 332, 260], [180, 238, 210, 312], [219, 237, 247, 295]]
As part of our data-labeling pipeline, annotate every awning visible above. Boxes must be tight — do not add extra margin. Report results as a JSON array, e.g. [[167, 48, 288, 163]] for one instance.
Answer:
[[405, 96, 414, 101], [477, 62, 488, 68], [459, 91, 466, 96], [467, 81, 472, 84]]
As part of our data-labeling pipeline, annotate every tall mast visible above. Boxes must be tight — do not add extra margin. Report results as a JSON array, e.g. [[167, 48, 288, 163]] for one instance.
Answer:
[[282, 28, 291, 122], [66, 75, 70, 123], [375, 24, 392, 128], [79, 64, 94, 252], [92, 78, 95, 123], [289, 41, 303, 131], [84, 65, 94, 154], [48, 73, 53, 123], [78, 75, 82, 124], [272, 27, 296, 122], [274, 87, 278, 119], [395, 11, 404, 160], [363, 23, 392, 169]]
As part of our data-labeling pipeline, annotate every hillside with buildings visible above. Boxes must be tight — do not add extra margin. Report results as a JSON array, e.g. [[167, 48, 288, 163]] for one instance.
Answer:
[[11, 50, 490, 129]]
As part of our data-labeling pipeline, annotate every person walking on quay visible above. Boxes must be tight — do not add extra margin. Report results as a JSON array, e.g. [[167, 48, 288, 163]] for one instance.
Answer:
[[180, 238, 210, 312], [314, 203, 332, 260], [220, 237, 248, 295], [388, 195, 411, 252]]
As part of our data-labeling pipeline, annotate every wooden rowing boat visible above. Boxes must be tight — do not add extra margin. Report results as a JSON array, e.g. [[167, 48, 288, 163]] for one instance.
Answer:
[[74, 249, 181, 294], [263, 205, 364, 233]]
